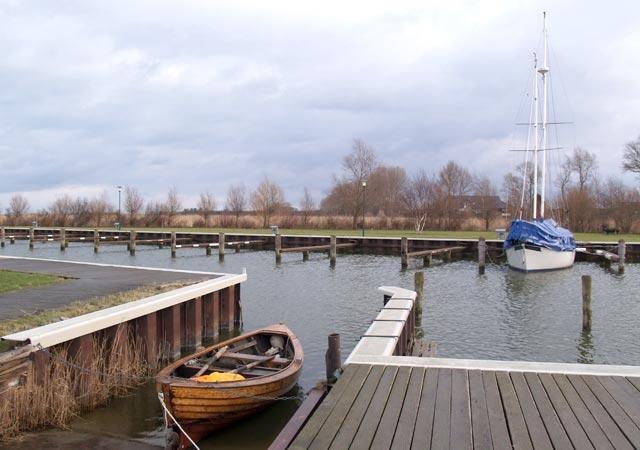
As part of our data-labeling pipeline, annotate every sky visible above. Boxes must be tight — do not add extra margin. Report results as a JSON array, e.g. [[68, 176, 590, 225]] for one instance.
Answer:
[[1, 0, 639, 210]]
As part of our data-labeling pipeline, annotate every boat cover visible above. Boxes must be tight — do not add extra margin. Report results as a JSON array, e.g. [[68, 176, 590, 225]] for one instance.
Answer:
[[503, 219, 576, 252]]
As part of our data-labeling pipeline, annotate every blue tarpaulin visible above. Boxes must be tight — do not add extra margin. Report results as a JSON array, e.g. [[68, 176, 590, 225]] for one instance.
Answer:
[[504, 219, 576, 252]]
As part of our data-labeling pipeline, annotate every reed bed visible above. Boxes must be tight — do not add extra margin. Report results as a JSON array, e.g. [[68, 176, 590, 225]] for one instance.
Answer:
[[0, 325, 151, 442]]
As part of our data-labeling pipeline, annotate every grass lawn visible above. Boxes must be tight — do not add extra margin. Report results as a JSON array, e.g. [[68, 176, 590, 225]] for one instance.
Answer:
[[0, 270, 63, 295]]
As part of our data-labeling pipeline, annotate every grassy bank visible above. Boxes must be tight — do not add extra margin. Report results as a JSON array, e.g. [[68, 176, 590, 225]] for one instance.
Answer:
[[0, 270, 63, 295]]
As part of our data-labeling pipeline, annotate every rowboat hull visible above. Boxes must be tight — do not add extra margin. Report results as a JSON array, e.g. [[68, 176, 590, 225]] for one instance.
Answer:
[[156, 324, 303, 449]]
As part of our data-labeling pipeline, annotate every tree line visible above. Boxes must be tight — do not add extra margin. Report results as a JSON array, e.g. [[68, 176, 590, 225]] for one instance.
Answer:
[[2, 136, 640, 232]]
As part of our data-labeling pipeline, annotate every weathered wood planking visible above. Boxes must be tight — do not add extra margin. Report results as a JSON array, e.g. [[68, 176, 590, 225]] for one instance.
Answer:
[[286, 364, 640, 449]]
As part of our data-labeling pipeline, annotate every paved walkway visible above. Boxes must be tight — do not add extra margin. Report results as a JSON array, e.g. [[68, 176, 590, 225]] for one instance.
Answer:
[[0, 256, 216, 320]]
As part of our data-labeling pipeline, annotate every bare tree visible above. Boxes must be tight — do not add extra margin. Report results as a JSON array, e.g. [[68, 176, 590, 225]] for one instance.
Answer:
[[622, 136, 640, 179], [299, 187, 315, 227], [166, 187, 182, 226], [368, 166, 408, 216], [197, 191, 216, 227], [402, 170, 438, 232], [70, 197, 91, 226], [438, 161, 473, 229], [339, 139, 380, 228], [48, 195, 74, 226], [6, 194, 30, 224], [226, 183, 246, 227], [88, 191, 112, 226], [569, 147, 597, 191], [473, 176, 498, 230], [124, 186, 144, 226], [251, 177, 285, 228]]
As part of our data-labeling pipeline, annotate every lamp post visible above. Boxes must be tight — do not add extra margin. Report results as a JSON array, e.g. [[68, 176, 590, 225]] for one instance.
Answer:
[[117, 185, 123, 229], [361, 180, 367, 237]]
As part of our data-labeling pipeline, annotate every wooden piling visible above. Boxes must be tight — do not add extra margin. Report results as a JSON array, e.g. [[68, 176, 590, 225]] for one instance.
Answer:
[[59, 228, 66, 251], [136, 312, 158, 366], [218, 233, 225, 260], [29, 227, 34, 249], [184, 297, 203, 351], [414, 271, 424, 304], [478, 237, 486, 274], [325, 333, 341, 384], [235, 244, 241, 253], [171, 232, 177, 258], [329, 235, 337, 266], [93, 229, 99, 253], [162, 305, 181, 360], [618, 239, 626, 274], [0, 227, 4, 248], [205, 244, 211, 256], [401, 237, 408, 268], [423, 254, 432, 267], [275, 234, 282, 263], [582, 275, 592, 331], [202, 292, 218, 341], [129, 230, 136, 255], [303, 251, 309, 261]]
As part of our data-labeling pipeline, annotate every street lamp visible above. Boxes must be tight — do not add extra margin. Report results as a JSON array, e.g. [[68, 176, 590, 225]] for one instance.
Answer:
[[117, 185, 123, 229], [361, 180, 367, 237]]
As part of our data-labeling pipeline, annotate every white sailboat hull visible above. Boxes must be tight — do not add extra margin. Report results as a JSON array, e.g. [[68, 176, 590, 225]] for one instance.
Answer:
[[506, 245, 575, 272]]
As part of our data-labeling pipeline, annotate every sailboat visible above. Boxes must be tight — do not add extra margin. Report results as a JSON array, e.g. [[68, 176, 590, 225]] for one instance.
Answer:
[[504, 12, 576, 272]]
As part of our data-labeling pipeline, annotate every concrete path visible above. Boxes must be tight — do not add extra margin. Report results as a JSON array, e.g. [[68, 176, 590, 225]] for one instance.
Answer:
[[0, 256, 216, 320]]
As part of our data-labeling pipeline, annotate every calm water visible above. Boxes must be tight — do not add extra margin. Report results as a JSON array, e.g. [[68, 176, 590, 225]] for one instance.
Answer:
[[2, 241, 639, 448]]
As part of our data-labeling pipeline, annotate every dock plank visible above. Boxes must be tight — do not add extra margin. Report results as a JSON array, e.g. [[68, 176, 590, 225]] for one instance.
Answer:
[[468, 370, 492, 450], [329, 365, 385, 450], [390, 367, 425, 450], [510, 371, 552, 450], [538, 373, 594, 449], [372, 366, 412, 450], [596, 376, 640, 429], [582, 375, 640, 448], [290, 364, 364, 449], [450, 369, 472, 450], [309, 364, 372, 450], [567, 375, 634, 450], [523, 372, 573, 450], [482, 370, 511, 450], [411, 368, 439, 450], [496, 371, 533, 450], [627, 377, 640, 393], [350, 366, 399, 449], [430, 368, 452, 450]]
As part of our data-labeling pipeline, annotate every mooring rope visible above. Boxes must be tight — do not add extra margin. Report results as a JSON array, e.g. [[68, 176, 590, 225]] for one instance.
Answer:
[[158, 392, 201, 450]]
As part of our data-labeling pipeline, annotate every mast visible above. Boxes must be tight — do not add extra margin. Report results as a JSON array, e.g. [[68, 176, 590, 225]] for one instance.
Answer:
[[539, 11, 549, 218], [532, 51, 539, 220]]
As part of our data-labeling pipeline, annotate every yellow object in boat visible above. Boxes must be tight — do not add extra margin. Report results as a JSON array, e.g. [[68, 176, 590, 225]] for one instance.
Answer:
[[193, 372, 245, 382]]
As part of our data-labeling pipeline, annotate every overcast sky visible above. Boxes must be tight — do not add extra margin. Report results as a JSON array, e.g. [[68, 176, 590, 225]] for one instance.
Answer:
[[1, 0, 639, 210]]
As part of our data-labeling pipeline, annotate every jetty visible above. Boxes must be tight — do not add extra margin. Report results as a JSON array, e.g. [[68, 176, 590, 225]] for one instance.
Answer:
[[272, 287, 640, 449]]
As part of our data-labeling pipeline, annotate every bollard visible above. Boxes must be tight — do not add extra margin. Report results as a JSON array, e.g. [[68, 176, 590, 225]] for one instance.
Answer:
[[218, 233, 225, 260], [205, 244, 211, 256], [29, 227, 34, 249], [93, 229, 99, 253], [60, 228, 66, 251], [618, 239, 625, 274], [129, 230, 136, 255], [414, 271, 424, 304], [582, 275, 592, 331], [401, 237, 408, 268], [275, 234, 282, 263], [478, 237, 486, 274], [0, 227, 4, 248], [325, 333, 341, 384], [171, 232, 177, 258], [329, 235, 337, 266], [303, 251, 309, 261]]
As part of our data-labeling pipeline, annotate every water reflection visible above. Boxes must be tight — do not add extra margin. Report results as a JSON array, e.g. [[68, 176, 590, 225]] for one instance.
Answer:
[[577, 330, 594, 364]]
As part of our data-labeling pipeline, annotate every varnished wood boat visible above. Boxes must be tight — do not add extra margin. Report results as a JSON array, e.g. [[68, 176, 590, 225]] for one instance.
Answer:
[[156, 323, 303, 449]]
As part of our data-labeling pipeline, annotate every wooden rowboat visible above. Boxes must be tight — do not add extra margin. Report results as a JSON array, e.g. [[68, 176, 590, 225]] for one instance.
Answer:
[[156, 323, 303, 449]]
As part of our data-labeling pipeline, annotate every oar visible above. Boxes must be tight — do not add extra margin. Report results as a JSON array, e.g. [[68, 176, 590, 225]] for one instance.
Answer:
[[230, 354, 277, 374], [193, 345, 229, 378]]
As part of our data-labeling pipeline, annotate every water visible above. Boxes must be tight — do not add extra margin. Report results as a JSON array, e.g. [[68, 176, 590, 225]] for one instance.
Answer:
[[2, 242, 639, 448]]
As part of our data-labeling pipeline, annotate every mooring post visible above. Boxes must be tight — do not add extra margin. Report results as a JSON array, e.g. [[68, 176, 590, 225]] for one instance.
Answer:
[[423, 254, 432, 267], [235, 244, 241, 253], [171, 231, 177, 258], [325, 333, 341, 384], [415, 271, 424, 304], [205, 244, 211, 256], [218, 232, 225, 261], [303, 251, 309, 261], [329, 235, 337, 266], [29, 226, 34, 249], [618, 239, 625, 274], [582, 275, 592, 331], [401, 237, 408, 268], [92, 229, 99, 252], [0, 227, 4, 248], [59, 228, 66, 251], [478, 237, 486, 274], [129, 230, 136, 255], [275, 233, 282, 263], [136, 312, 158, 367]]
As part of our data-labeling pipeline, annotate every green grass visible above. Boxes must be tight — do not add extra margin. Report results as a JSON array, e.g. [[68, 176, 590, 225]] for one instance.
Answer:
[[0, 270, 63, 295]]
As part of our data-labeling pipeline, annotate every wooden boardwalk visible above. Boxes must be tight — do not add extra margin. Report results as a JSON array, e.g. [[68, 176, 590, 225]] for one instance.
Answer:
[[290, 362, 640, 449]]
